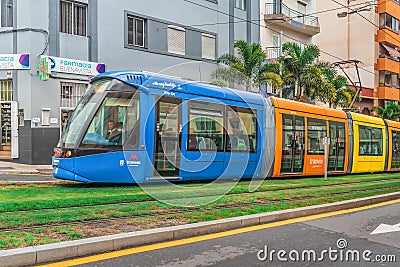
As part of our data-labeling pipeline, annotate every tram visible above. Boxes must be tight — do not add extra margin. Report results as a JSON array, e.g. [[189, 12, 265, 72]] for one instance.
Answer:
[[52, 71, 400, 183]]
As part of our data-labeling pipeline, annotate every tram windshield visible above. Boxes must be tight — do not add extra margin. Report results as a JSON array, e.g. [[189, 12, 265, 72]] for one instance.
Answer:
[[60, 79, 110, 148], [81, 91, 139, 148], [60, 79, 140, 149]]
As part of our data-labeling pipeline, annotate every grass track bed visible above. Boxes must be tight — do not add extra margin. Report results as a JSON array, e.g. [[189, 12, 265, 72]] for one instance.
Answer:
[[0, 173, 399, 249]]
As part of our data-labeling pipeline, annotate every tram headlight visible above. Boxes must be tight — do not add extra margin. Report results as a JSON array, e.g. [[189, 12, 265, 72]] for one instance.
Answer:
[[54, 148, 73, 158], [54, 148, 63, 158], [65, 150, 72, 158]]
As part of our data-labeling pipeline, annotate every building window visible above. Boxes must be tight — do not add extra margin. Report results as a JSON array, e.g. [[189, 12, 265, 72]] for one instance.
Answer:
[[60, 82, 87, 133], [60, 82, 87, 108], [0, 80, 12, 101], [0, 0, 13, 27], [298, 1, 306, 15], [379, 13, 399, 32], [202, 33, 216, 60], [60, 0, 87, 36], [127, 16, 145, 47], [168, 26, 185, 55], [379, 71, 399, 88], [235, 0, 246, 10], [358, 126, 382, 156]]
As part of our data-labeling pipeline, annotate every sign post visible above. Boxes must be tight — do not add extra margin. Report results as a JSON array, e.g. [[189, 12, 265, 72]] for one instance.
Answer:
[[323, 137, 330, 181]]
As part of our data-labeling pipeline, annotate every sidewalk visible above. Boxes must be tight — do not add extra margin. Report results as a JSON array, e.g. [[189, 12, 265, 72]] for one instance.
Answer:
[[0, 160, 53, 175]]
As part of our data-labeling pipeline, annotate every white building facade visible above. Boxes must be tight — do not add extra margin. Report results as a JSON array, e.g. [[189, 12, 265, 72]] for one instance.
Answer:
[[260, 0, 320, 62], [0, 0, 260, 164]]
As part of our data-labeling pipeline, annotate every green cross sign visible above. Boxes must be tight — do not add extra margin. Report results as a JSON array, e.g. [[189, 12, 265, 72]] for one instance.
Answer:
[[39, 57, 49, 81]]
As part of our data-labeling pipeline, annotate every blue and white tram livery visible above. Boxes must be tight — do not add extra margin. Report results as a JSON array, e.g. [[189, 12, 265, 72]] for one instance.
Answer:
[[52, 71, 275, 183]]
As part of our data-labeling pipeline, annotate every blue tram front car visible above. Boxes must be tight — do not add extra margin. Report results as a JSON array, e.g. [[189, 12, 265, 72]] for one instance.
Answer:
[[52, 71, 273, 183]]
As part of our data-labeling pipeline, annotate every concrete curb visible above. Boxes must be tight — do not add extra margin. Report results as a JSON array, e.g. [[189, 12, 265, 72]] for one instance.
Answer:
[[1, 192, 399, 267]]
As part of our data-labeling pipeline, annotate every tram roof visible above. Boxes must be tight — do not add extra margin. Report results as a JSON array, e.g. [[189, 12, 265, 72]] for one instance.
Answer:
[[94, 71, 265, 106], [270, 96, 348, 119]]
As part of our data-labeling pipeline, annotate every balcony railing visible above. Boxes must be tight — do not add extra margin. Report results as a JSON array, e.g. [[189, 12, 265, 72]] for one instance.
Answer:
[[265, 3, 319, 28], [265, 47, 281, 60]]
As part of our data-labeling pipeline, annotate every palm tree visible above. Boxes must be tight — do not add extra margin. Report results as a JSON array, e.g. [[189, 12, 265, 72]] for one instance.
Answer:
[[214, 40, 282, 92], [279, 42, 320, 100], [373, 103, 400, 121], [313, 62, 352, 108]]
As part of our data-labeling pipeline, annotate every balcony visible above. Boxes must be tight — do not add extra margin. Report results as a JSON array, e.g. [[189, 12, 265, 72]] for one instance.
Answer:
[[361, 87, 375, 98], [264, 3, 320, 36], [378, 86, 400, 101], [376, 29, 400, 47], [375, 57, 400, 73], [378, 0, 400, 18], [265, 47, 280, 61]]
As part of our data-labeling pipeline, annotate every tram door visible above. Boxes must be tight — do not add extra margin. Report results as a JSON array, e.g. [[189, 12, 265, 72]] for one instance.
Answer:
[[281, 114, 305, 174], [328, 121, 346, 172], [154, 97, 182, 177]]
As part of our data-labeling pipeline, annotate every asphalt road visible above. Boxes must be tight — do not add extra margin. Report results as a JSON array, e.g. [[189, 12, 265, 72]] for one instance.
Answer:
[[72, 202, 400, 267]]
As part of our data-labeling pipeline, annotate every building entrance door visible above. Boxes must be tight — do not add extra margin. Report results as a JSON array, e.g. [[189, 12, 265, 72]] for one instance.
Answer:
[[0, 101, 18, 159]]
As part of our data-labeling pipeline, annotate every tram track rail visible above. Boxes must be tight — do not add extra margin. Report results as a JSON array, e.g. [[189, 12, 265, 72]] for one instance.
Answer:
[[1, 177, 399, 214], [1, 185, 399, 233]]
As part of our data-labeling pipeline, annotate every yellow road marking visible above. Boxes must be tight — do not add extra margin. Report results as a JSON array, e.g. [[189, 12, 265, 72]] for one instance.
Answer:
[[38, 198, 400, 267]]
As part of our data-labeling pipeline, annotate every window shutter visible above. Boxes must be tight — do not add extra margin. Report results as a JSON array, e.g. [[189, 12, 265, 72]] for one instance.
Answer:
[[168, 26, 186, 55], [202, 34, 216, 60]]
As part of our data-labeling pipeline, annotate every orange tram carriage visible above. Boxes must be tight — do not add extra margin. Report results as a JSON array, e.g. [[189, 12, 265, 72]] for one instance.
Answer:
[[270, 96, 400, 177]]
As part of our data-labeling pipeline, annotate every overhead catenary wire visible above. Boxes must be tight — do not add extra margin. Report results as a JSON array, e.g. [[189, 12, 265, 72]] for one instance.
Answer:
[[183, 0, 379, 79], [291, 0, 391, 19], [329, 0, 400, 45], [187, 1, 380, 28], [188, 1, 388, 28]]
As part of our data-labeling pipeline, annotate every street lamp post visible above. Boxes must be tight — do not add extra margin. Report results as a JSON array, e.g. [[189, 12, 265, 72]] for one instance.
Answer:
[[337, 6, 371, 18]]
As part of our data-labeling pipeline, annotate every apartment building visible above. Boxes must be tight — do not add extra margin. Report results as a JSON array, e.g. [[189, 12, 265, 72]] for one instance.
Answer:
[[317, 0, 400, 114], [0, 0, 260, 164], [260, 0, 320, 61]]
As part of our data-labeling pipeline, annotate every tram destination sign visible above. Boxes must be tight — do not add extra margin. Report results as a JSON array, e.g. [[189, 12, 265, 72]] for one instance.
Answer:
[[0, 54, 30, 70], [39, 56, 106, 77]]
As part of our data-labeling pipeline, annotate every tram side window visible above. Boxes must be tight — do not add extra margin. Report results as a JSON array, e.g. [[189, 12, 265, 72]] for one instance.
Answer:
[[307, 118, 326, 155], [187, 101, 224, 151], [392, 130, 400, 169], [81, 91, 140, 148], [358, 125, 382, 156], [226, 108, 257, 153]]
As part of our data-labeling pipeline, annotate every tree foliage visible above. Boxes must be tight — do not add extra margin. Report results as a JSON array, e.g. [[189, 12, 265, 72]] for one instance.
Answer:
[[373, 103, 400, 121], [312, 62, 352, 108], [214, 40, 282, 91], [212, 40, 359, 109], [279, 42, 320, 99]]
